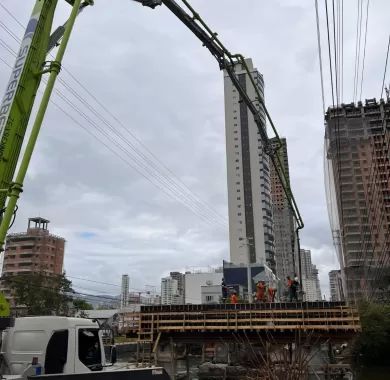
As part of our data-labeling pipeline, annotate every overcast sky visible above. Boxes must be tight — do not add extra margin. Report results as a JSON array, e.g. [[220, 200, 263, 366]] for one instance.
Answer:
[[0, 0, 389, 298]]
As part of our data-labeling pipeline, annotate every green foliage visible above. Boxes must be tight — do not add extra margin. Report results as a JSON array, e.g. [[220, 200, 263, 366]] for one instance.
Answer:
[[7, 271, 73, 316], [0, 293, 10, 317], [353, 301, 390, 366], [73, 298, 93, 311]]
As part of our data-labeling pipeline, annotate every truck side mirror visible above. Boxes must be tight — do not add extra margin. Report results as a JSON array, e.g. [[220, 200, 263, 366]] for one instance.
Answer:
[[110, 346, 117, 364]]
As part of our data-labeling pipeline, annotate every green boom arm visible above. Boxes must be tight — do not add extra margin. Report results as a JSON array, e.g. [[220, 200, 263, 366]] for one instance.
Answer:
[[0, 0, 92, 249], [0, 1, 58, 212]]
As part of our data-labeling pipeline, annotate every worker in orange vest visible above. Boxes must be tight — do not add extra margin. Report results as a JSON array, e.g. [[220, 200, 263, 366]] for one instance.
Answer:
[[256, 281, 266, 302], [230, 292, 238, 304], [268, 286, 277, 302]]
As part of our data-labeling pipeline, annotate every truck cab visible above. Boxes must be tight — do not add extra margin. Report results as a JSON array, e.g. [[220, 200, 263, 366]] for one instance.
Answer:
[[1, 317, 108, 376]]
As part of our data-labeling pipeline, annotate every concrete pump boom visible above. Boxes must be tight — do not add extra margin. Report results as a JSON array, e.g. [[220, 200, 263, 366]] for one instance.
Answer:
[[0, 0, 304, 281], [136, 0, 305, 283]]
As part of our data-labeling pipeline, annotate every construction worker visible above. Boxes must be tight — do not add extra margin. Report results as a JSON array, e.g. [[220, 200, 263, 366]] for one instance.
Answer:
[[287, 276, 293, 302], [221, 278, 228, 303], [268, 285, 277, 302], [230, 292, 238, 304], [291, 278, 299, 302], [256, 281, 266, 302]]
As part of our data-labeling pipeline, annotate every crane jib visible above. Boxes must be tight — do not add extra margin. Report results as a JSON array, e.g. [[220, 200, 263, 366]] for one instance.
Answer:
[[0, 12, 40, 144]]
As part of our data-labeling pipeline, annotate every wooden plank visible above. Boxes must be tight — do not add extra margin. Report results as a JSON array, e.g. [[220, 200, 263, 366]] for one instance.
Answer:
[[155, 325, 360, 331], [152, 317, 359, 324], [141, 308, 357, 317]]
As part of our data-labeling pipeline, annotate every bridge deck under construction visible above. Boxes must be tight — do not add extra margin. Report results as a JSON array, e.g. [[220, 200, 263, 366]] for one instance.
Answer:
[[136, 302, 360, 344]]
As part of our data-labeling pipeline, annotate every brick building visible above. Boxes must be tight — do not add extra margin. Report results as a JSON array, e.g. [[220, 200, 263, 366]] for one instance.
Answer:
[[1, 217, 65, 304]]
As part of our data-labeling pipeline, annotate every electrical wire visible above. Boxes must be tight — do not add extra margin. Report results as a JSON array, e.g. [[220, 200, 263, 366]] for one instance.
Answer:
[[352, 0, 363, 103], [0, 16, 229, 231], [359, 0, 370, 101], [314, 0, 326, 114], [325, 0, 335, 109], [380, 34, 390, 99], [0, 4, 228, 226]]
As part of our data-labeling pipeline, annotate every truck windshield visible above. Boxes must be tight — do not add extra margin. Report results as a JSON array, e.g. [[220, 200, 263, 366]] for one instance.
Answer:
[[78, 328, 102, 371]]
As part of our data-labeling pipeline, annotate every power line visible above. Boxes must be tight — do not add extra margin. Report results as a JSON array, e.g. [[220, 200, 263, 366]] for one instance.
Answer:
[[0, 15, 228, 231], [359, 0, 370, 101], [353, 0, 363, 103], [0, 3, 228, 226], [331, 0, 340, 105], [0, 53, 226, 232], [325, 0, 335, 108], [341, 0, 344, 103], [380, 34, 390, 99], [314, 0, 326, 114], [0, 3, 25, 29]]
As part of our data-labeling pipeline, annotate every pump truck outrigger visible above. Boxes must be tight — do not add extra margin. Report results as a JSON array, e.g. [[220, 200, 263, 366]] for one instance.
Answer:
[[0, 0, 304, 377]]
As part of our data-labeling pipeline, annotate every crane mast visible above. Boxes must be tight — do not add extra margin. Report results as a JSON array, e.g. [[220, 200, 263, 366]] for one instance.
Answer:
[[0, 0, 303, 280]]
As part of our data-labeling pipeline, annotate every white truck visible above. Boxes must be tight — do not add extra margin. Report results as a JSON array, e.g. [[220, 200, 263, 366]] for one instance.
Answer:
[[0, 317, 169, 380]]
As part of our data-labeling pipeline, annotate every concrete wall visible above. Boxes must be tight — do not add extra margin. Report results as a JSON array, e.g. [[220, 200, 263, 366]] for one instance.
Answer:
[[185, 272, 223, 304]]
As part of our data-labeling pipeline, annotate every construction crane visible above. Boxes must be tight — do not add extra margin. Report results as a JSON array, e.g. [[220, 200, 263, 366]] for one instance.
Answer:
[[0, 0, 304, 281]]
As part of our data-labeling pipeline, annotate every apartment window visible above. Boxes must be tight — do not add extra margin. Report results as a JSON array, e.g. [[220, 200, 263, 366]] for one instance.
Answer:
[[237, 197, 241, 200], [19, 262, 32, 267], [20, 254, 33, 258], [206, 296, 214, 302]]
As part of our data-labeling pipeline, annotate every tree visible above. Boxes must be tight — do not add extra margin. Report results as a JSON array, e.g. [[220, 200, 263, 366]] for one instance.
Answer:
[[0, 293, 10, 317], [73, 298, 93, 312], [7, 271, 73, 316], [353, 301, 390, 366]]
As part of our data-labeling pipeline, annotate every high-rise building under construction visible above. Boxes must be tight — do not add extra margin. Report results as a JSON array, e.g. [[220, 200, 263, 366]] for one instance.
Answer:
[[325, 98, 390, 302], [269, 137, 296, 281], [223, 59, 275, 271]]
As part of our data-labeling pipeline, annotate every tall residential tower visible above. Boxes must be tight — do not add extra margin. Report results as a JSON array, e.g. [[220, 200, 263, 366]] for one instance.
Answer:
[[120, 274, 129, 308], [224, 59, 275, 271]]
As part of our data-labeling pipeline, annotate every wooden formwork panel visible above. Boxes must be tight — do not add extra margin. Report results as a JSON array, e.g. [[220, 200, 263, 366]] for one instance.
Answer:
[[135, 303, 361, 343]]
